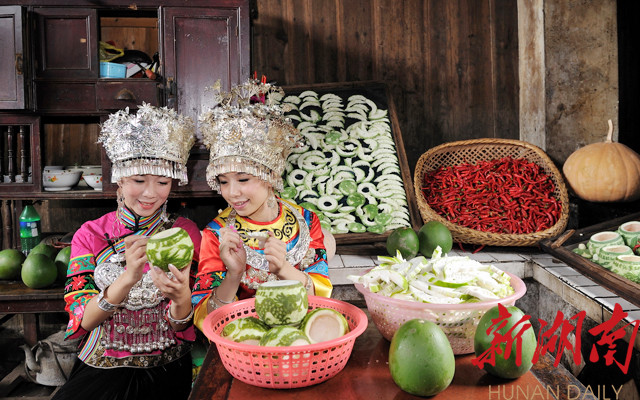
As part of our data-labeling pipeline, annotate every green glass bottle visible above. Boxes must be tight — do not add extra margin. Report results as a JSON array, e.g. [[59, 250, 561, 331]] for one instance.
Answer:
[[19, 204, 41, 255]]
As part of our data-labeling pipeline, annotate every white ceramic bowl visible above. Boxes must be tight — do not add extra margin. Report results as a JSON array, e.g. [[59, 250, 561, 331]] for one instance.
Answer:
[[43, 169, 82, 191], [67, 165, 101, 187], [83, 174, 103, 191]]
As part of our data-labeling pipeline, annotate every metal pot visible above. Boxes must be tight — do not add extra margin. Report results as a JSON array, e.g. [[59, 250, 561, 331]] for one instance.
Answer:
[[20, 330, 80, 386]]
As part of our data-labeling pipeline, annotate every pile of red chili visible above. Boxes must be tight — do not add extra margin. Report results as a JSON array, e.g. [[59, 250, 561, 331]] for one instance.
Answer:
[[421, 157, 562, 234]]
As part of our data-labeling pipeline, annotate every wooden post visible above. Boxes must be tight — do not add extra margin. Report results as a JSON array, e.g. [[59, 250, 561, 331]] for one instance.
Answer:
[[0, 126, 4, 180], [1, 200, 11, 249], [19, 125, 28, 183], [6, 126, 14, 183]]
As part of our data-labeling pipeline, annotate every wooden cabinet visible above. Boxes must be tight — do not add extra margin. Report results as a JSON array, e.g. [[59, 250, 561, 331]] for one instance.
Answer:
[[0, 0, 250, 199], [0, 6, 29, 110], [33, 8, 98, 80], [163, 7, 247, 133]]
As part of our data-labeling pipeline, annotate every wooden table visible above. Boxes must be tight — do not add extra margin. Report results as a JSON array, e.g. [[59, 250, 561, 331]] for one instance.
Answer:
[[0, 281, 65, 346], [190, 309, 594, 400]]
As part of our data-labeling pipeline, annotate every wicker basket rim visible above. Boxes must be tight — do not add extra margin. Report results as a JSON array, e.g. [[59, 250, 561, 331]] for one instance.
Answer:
[[412, 138, 570, 245]]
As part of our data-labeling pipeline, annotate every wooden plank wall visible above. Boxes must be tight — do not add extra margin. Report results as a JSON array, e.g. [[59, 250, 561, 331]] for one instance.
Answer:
[[251, 0, 519, 173]]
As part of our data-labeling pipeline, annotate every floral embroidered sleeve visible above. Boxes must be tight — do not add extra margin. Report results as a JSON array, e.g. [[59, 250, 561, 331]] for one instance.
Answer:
[[302, 208, 332, 298], [192, 225, 227, 331], [63, 223, 100, 340]]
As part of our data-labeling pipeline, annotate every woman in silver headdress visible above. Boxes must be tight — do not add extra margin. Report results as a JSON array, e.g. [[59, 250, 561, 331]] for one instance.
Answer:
[[52, 104, 201, 400], [191, 79, 334, 331]]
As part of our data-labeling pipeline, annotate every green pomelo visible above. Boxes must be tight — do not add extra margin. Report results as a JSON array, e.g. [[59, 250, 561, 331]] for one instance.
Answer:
[[145, 227, 194, 271], [29, 243, 58, 259], [299, 308, 350, 344], [386, 227, 419, 259], [0, 249, 26, 280], [21, 253, 57, 289], [54, 246, 71, 283], [222, 316, 270, 344], [474, 305, 536, 379], [259, 325, 310, 347], [389, 319, 455, 397], [418, 221, 453, 257], [255, 280, 308, 326]]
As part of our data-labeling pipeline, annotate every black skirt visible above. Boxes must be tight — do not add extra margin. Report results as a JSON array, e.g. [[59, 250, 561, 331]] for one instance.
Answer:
[[51, 355, 192, 400]]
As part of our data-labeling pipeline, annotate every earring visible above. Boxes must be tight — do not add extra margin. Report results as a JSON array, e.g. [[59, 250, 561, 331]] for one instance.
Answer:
[[116, 187, 126, 226], [267, 192, 277, 210], [161, 200, 169, 222]]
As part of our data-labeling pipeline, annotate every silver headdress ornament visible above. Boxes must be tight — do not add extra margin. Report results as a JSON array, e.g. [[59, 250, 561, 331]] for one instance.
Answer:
[[99, 103, 195, 185], [199, 78, 302, 193]]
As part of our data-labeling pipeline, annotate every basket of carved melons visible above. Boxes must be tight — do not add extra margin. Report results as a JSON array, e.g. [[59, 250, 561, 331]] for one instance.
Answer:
[[202, 280, 368, 389]]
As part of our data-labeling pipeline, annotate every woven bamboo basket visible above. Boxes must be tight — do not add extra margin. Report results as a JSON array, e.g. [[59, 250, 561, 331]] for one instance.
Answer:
[[413, 138, 569, 247]]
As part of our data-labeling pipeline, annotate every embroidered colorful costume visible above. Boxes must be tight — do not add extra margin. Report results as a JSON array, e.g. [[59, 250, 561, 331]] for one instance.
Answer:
[[63, 207, 201, 367], [192, 198, 331, 331], [53, 103, 198, 400]]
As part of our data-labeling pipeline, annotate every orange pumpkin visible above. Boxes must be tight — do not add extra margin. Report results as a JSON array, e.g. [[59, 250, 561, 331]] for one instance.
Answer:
[[563, 120, 640, 202]]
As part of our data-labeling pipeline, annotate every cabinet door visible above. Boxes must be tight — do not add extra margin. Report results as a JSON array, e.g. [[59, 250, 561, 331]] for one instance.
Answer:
[[33, 8, 98, 79], [0, 6, 27, 109], [162, 5, 250, 142]]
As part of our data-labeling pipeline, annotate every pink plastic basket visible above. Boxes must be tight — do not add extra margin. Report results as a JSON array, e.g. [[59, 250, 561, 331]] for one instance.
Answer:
[[202, 296, 368, 389], [355, 272, 526, 355]]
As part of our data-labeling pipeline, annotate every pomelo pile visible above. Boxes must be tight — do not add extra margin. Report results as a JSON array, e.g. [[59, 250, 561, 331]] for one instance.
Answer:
[[386, 221, 452, 259], [0, 242, 70, 289], [221, 280, 350, 347], [389, 304, 536, 396]]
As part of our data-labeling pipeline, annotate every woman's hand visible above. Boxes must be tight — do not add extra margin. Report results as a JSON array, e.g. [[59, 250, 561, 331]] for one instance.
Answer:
[[151, 264, 193, 330], [218, 227, 246, 277], [264, 232, 288, 275], [122, 235, 149, 284], [149, 263, 191, 302]]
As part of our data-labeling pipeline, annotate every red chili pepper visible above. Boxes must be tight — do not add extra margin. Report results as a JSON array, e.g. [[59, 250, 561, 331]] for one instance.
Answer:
[[422, 156, 561, 235]]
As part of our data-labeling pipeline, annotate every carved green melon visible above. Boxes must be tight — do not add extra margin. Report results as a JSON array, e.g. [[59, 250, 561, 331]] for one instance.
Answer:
[[254, 280, 308, 326], [146, 227, 194, 271]]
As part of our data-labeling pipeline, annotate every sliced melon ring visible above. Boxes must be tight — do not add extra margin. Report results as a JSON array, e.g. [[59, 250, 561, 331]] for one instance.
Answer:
[[300, 308, 350, 344]]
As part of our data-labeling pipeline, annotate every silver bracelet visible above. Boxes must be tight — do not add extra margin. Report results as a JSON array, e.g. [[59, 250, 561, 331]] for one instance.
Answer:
[[96, 289, 119, 312], [207, 295, 220, 311], [213, 288, 234, 304], [208, 288, 233, 311], [302, 271, 314, 291], [166, 304, 194, 325]]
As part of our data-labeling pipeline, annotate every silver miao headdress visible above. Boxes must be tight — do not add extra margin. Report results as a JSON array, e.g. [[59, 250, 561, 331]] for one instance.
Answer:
[[199, 78, 302, 193], [99, 103, 195, 185]]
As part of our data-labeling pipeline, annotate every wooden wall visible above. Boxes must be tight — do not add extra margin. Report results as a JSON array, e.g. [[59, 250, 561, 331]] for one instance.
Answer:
[[251, 0, 519, 173], [38, 0, 521, 233]]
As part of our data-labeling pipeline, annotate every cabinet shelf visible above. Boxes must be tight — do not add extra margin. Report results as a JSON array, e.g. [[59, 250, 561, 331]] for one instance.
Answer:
[[0, 189, 219, 200]]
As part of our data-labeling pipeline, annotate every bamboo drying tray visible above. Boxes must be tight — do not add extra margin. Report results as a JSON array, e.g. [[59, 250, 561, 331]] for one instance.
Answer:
[[413, 138, 569, 247]]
